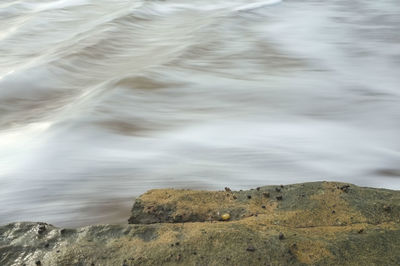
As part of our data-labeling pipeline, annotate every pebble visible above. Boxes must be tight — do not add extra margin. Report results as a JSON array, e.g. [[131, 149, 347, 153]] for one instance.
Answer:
[[38, 225, 46, 234], [221, 213, 231, 221]]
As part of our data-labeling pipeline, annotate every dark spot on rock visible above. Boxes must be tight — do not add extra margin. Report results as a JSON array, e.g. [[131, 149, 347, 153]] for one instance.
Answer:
[[175, 242, 180, 246], [276, 195, 283, 201], [383, 205, 392, 212], [226, 193, 230, 197], [56, 250, 60, 253], [226, 257, 230, 261], [225, 187, 231, 192], [246, 246, 256, 252], [193, 252, 197, 255], [176, 254, 182, 261], [263, 192, 270, 198], [256, 187, 261, 191], [275, 187, 281, 192], [262, 205, 266, 209], [340, 185, 350, 193], [332, 210, 336, 214], [44, 243, 49, 248], [60, 229, 66, 235], [280, 185, 284, 188], [301, 194, 305, 197], [279, 233, 284, 240], [247, 195, 252, 199], [170, 244, 174, 247], [38, 225, 46, 234], [358, 229, 364, 234], [35, 261, 41, 266]]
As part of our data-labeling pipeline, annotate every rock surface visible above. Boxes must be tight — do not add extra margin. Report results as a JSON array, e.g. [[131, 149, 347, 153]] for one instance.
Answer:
[[1, 181, 400, 265]]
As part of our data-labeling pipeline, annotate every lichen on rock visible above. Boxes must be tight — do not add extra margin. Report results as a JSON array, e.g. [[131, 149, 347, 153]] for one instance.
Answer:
[[1, 181, 400, 265]]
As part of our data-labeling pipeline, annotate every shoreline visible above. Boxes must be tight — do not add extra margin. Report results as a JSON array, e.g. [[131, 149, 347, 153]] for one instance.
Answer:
[[1, 181, 400, 265]]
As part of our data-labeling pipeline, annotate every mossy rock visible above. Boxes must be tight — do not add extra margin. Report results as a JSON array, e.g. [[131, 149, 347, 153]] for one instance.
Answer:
[[1, 181, 400, 265]]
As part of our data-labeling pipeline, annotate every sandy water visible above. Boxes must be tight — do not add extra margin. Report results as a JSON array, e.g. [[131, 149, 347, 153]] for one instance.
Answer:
[[1, 0, 400, 226]]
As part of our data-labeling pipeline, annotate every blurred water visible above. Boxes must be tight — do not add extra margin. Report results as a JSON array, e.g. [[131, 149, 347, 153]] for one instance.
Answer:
[[0, 0, 399, 227]]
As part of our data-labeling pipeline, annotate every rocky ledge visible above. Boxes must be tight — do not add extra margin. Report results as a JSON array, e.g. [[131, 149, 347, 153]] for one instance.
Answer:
[[1, 181, 400, 265]]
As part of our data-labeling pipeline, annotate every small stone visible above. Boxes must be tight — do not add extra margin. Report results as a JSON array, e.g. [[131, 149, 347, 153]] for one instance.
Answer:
[[261, 205, 266, 209], [225, 187, 231, 192], [340, 185, 350, 193], [279, 233, 284, 240], [221, 213, 231, 221], [38, 225, 46, 234], [246, 246, 256, 252], [276, 195, 283, 201]]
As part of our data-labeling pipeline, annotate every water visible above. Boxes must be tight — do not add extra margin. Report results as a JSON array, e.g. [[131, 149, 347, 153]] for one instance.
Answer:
[[1, 0, 399, 227]]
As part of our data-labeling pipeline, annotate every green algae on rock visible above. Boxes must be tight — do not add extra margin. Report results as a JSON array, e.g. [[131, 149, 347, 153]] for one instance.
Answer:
[[1, 182, 400, 265]]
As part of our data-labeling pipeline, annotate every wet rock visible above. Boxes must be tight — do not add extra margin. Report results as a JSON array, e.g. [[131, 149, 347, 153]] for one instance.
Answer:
[[2, 182, 400, 266]]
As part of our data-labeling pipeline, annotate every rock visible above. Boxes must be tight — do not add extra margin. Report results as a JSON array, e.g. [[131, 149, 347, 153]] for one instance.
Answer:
[[221, 213, 231, 221], [1, 182, 400, 265]]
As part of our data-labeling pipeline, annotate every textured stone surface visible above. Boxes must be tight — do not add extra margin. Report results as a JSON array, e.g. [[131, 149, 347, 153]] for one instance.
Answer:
[[1, 182, 400, 265]]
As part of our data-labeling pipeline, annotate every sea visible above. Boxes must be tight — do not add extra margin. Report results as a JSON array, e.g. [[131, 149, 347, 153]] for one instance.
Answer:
[[0, 0, 399, 226]]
